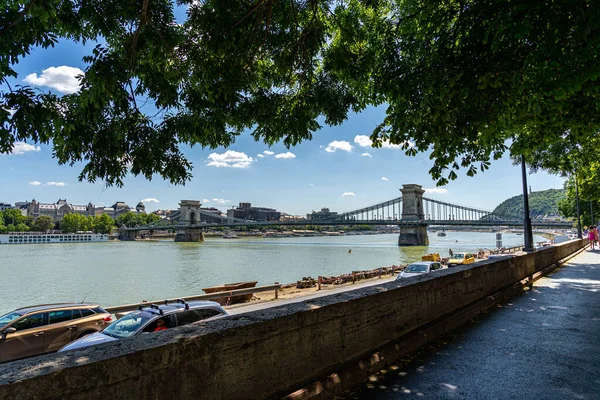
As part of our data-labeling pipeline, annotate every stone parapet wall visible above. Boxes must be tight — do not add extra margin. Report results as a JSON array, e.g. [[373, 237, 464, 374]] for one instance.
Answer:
[[0, 240, 587, 400]]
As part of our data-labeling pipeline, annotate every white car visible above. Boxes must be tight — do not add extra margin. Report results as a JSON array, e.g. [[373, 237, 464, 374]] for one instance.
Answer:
[[397, 261, 444, 279]]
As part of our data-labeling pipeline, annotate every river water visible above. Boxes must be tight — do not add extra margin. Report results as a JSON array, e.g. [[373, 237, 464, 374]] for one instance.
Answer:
[[0, 231, 544, 315]]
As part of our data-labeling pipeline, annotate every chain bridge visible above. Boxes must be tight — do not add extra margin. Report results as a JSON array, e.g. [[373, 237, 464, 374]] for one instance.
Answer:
[[120, 184, 572, 245]]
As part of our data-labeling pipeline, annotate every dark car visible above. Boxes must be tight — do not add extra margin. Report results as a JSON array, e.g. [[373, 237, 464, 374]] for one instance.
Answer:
[[0, 303, 112, 363], [59, 300, 227, 352]]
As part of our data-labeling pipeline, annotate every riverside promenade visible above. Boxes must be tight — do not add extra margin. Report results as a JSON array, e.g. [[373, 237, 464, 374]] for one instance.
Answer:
[[341, 249, 600, 399]]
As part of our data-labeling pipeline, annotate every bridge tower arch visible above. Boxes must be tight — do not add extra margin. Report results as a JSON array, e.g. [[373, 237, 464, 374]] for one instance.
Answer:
[[398, 184, 429, 246], [175, 200, 204, 242]]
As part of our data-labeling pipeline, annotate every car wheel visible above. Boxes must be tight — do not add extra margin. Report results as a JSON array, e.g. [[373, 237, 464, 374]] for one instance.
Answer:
[[77, 331, 95, 339]]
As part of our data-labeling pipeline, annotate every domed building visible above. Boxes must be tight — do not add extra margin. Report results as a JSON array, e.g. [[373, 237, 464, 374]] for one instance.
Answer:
[[136, 201, 146, 214]]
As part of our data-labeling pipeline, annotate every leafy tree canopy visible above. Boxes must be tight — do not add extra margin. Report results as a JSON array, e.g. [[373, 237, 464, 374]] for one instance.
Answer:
[[1, 208, 26, 226], [2, 0, 600, 186], [32, 215, 55, 232], [115, 211, 159, 227], [14, 222, 30, 232], [558, 177, 600, 226], [60, 212, 90, 233], [92, 213, 115, 234]]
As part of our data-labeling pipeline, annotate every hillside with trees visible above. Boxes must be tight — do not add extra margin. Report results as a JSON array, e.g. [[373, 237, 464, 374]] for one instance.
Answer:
[[492, 189, 566, 219]]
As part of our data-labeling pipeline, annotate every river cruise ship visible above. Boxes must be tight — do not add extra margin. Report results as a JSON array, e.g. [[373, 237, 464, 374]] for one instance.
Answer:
[[0, 232, 109, 245]]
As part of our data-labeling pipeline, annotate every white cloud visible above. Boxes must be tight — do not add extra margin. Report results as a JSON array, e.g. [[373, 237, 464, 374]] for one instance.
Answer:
[[354, 135, 373, 147], [201, 199, 210, 203], [354, 135, 414, 150], [263, 150, 275, 155], [207, 150, 255, 168], [257, 154, 265, 158], [23, 66, 84, 94], [381, 177, 389, 181], [46, 181, 67, 187], [342, 192, 356, 197], [141, 198, 160, 203], [11, 142, 41, 155], [309, 184, 314, 187], [28, 181, 41, 186], [212, 198, 231, 204], [274, 152, 296, 159], [361, 152, 372, 158], [325, 141, 353, 153], [425, 188, 448, 194]]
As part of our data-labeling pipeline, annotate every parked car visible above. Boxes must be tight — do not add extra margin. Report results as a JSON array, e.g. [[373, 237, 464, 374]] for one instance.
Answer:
[[448, 252, 476, 267], [397, 261, 445, 279], [0, 303, 112, 363], [59, 300, 227, 352]]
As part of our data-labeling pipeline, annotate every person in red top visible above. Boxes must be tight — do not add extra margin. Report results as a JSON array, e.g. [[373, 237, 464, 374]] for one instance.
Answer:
[[153, 318, 167, 332]]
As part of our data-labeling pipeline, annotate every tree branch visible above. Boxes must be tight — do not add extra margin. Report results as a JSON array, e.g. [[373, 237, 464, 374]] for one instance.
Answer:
[[130, 0, 150, 66], [0, 0, 37, 36]]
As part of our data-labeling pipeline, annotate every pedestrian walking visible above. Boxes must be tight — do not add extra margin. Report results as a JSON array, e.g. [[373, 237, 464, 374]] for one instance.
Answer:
[[588, 225, 597, 250]]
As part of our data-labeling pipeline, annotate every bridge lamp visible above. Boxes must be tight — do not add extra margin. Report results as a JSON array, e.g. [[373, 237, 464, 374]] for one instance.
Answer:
[[575, 173, 583, 239], [520, 155, 534, 252]]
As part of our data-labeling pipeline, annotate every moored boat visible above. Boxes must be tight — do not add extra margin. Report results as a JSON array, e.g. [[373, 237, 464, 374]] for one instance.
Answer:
[[202, 281, 258, 305], [0, 232, 108, 245]]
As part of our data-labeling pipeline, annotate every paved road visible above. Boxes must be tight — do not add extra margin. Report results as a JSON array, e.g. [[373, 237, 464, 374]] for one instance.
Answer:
[[227, 276, 397, 316], [339, 249, 600, 400]]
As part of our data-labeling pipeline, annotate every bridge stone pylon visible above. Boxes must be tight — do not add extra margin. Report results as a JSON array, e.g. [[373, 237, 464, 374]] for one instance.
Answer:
[[398, 184, 429, 246], [174, 200, 204, 242], [178, 200, 201, 225]]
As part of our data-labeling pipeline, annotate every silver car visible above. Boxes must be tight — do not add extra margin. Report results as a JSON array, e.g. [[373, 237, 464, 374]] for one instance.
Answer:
[[397, 261, 444, 279], [59, 300, 226, 352]]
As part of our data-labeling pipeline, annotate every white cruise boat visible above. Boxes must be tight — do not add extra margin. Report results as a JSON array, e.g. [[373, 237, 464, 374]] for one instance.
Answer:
[[0, 232, 109, 245]]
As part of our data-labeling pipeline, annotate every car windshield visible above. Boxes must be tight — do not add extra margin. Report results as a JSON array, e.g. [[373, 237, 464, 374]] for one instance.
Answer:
[[454, 253, 466, 259], [0, 312, 22, 329], [102, 312, 151, 339], [405, 264, 428, 273]]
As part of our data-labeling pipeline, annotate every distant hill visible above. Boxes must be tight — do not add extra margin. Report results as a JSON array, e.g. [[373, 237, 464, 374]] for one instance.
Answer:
[[492, 189, 565, 219]]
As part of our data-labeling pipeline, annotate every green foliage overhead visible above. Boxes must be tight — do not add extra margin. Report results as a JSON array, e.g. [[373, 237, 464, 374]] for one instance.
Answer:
[[493, 189, 566, 220], [2, 1, 600, 186]]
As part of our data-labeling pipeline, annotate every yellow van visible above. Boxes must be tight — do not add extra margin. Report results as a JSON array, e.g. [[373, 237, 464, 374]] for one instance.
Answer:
[[448, 252, 475, 267]]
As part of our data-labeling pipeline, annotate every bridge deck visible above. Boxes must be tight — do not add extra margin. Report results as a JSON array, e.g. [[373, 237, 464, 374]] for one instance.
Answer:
[[341, 249, 600, 399]]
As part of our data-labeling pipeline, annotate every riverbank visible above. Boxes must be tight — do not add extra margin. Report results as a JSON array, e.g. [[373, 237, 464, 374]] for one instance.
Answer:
[[0, 232, 546, 315], [227, 246, 525, 309]]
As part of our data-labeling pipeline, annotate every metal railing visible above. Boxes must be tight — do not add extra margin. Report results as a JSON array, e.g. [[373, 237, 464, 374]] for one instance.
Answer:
[[104, 284, 282, 314]]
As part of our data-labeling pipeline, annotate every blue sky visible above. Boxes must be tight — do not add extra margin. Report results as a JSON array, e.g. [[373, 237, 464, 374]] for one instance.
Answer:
[[1, 34, 565, 215]]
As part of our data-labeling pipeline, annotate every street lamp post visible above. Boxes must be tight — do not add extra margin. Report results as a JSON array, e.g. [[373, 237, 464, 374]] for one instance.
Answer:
[[521, 155, 534, 252], [575, 174, 582, 239]]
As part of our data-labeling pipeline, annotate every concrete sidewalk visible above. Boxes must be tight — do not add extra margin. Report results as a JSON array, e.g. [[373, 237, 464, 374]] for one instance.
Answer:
[[340, 249, 600, 399]]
